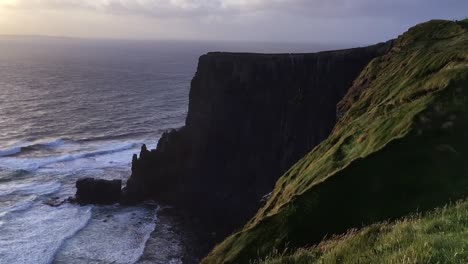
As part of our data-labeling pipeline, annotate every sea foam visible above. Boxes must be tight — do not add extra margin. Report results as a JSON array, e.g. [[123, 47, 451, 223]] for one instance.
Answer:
[[54, 205, 157, 264], [0, 140, 145, 172], [0, 138, 69, 158], [0, 147, 22, 158], [0, 204, 92, 264]]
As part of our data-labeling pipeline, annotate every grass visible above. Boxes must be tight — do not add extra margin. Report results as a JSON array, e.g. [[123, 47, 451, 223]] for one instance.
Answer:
[[256, 200, 468, 264], [253, 19, 468, 222], [202, 19, 468, 264], [459, 19, 468, 29]]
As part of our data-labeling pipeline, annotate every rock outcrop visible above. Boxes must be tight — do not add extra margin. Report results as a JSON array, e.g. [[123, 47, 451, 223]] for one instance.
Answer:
[[76, 178, 122, 205], [124, 43, 392, 233]]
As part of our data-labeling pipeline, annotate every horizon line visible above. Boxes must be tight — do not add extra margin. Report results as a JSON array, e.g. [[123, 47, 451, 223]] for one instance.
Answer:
[[0, 33, 367, 47]]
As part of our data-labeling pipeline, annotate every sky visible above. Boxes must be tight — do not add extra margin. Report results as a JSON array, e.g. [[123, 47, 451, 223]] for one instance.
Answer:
[[0, 0, 467, 44]]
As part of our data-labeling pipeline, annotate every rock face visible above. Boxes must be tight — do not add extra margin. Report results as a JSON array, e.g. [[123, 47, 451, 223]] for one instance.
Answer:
[[76, 178, 122, 205], [124, 43, 392, 232], [202, 20, 468, 264]]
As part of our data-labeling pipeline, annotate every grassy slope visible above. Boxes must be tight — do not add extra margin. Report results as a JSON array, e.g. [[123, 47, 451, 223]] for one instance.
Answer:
[[258, 200, 468, 264], [202, 20, 468, 264]]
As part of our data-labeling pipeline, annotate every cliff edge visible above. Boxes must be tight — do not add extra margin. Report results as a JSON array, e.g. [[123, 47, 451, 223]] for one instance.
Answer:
[[202, 19, 468, 263], [123, 43, 391, 233]]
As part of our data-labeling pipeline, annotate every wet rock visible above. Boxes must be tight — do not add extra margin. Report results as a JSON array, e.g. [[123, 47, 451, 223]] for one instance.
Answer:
[[44, 197, 66, 207], [75, 178, 122, 205]]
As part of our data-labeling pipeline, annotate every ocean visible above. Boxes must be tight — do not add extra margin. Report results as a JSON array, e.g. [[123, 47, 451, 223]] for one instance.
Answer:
[[0, 36, 344, 264]]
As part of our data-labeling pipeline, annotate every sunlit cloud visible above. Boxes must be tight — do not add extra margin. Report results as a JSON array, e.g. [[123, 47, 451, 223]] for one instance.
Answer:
[[0, 0, 467, 43], [0, 0, 277, 16], [1, 0, 465, 18]]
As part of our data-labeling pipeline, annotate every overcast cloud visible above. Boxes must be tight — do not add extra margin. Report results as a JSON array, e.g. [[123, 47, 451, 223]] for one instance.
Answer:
[[0, 0, 467, 44]]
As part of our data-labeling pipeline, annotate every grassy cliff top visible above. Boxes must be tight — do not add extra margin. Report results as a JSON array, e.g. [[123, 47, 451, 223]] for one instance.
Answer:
[[202, 19, 468, 264], [257, 199, 468, 264]]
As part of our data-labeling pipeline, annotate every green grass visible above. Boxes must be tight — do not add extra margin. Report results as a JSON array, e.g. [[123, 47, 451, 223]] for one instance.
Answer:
[[459, 19, 468, 29], [202, 19, 468, 264], [256, 200, 468, 264]]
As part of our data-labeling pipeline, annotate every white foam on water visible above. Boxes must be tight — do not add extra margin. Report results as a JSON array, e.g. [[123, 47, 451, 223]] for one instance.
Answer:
[[0, 180, 61, 197], [42, 146, 138, 173], [0, 204, 92, 264], [0, 195, 37, 218], [0, 140, 148, 172], [0, 147, 22, 157], [0, 140, 32, 152], [0, 137, 161, 264], [0, 138, 69, 158], [54, 205, 157, 264], [40, 138, 68, 148], [136, 209, 184, 264]]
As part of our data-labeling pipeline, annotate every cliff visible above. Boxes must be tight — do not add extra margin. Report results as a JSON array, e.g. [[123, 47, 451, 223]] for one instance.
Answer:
[[124, 43, 392, 233], [202, 20, 468, 263]]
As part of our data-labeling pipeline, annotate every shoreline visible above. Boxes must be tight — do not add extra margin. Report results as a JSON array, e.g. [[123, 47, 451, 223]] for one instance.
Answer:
[[138, 206, 218, 264]]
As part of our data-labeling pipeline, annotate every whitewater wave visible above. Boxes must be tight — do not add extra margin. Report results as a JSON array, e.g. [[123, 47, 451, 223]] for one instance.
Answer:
[[0, 195, 38, 218], [28, 138, 69, 149], [0, 140, 147, 172], [54, 205, 157, 264], [76, 132, 155, 143], [0, 147, 22, 158], [0, 138, 70, 157], [0, 204, 93, 264], [0, 180, 62, 197]]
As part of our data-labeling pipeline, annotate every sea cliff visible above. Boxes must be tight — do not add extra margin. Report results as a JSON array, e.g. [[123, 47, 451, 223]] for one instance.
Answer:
[[203, 19, 468, 263], [124, 43, 392, 233]]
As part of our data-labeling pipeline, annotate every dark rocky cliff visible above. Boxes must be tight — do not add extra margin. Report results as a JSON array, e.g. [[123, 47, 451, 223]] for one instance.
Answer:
[[124, 43, 392, 233]]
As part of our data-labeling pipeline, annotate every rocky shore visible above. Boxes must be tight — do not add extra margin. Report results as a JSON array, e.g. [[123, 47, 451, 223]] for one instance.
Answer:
[[70, 40, 397, 262], [138, 207, 222, 264], [70, 42, 395, 261], [70, 177, 218, 263]]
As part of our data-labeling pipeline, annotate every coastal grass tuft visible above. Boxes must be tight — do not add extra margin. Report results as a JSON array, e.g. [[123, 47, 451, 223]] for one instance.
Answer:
[[202, 19, 468, 264], [256, 200, 468, 264], [459, 19, 468, 29]]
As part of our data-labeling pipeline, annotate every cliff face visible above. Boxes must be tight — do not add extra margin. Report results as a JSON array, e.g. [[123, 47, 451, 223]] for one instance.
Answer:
[[202, 20, 468, 264], [124, 43, 391, 231]]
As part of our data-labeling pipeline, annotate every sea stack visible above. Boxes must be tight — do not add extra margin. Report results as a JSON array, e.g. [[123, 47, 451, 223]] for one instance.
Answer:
[[75, 178, 122, 205]]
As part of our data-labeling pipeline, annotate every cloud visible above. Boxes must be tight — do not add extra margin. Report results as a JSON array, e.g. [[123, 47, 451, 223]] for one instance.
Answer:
[[1, 0, 467, 43], [0, 0, 276, 17], [3, 0, 467, 19]]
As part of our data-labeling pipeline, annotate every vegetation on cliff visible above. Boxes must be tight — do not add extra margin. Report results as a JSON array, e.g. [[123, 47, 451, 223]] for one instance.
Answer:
[[202, 19, 468, 263], [257, 200, 468, 264]]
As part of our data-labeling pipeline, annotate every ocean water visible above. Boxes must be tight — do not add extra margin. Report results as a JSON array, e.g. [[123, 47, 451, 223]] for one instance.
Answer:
[[0, 37, 195, 264], [0, 36, 341, 264]]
